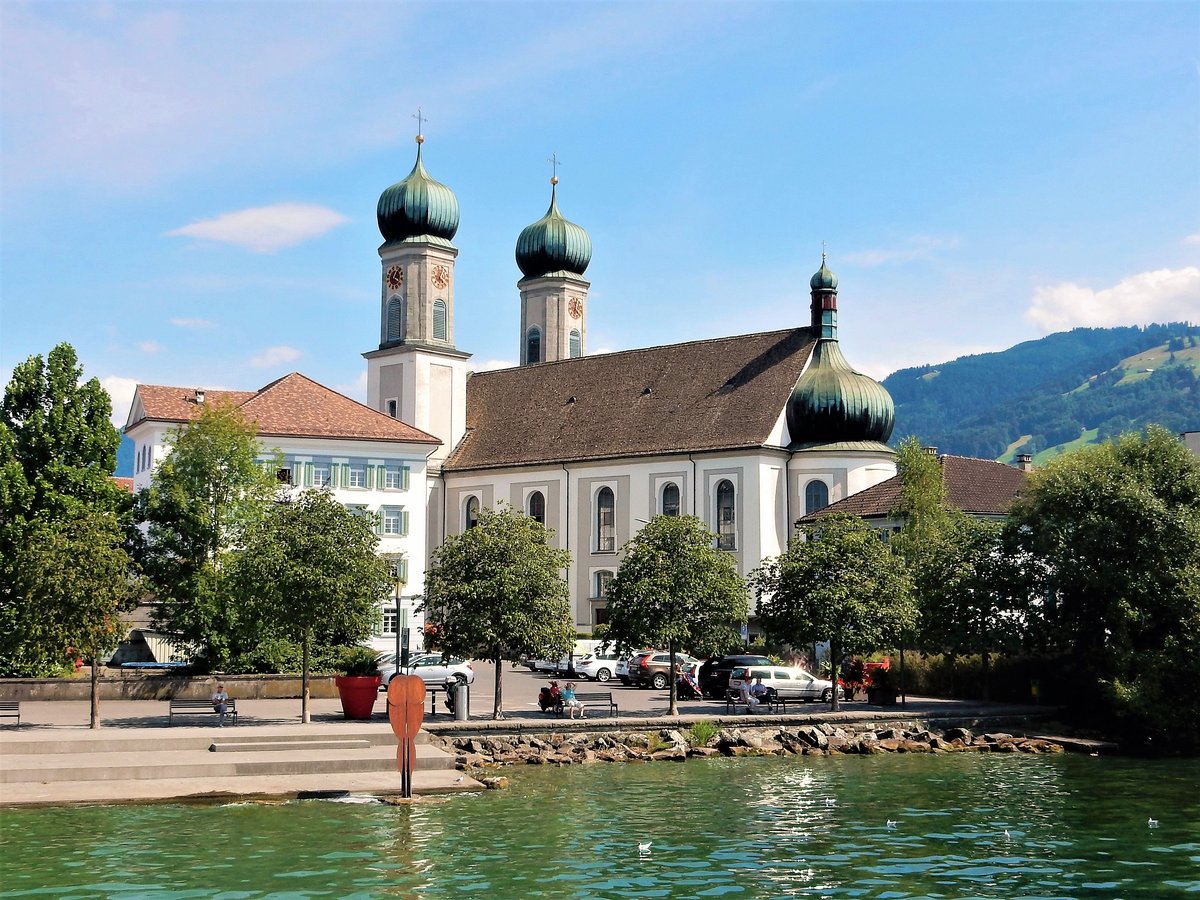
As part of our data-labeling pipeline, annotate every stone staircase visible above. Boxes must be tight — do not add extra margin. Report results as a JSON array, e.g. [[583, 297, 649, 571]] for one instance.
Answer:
[[0, 725, 470, 806]]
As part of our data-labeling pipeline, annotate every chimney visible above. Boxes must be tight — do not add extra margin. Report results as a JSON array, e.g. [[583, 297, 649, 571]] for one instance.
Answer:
[[193, 389, 205, 405], [922, 446, 937, 457], [1015, 453, 1033, 472]]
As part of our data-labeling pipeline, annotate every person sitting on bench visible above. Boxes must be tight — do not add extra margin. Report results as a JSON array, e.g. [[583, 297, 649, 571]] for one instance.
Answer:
[[738, 674, 762, 713], [211, 683, 231, 727]]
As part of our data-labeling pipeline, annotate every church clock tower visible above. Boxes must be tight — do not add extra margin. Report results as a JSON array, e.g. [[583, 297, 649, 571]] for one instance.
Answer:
[[364, 130, 469, 466], [515, 174, 592, 365]]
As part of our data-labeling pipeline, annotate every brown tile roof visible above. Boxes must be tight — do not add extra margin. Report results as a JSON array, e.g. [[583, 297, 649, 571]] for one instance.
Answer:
[[110, 476, 135, 494], [805, 454, 1028, 521], [130, 373, 440, 444], [446, 328, 816, 470]]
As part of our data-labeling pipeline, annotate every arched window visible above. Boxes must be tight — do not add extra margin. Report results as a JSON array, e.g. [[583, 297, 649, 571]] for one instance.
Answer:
[[805, 480, 829, 515], [527, 490, 546, 524], [432, 299, 447, 341], [594, 570, 613, 598], [386, 297, 403, 342], [596, 486, 615, 551], [464, 495, 480, 530], [715, 479, 736, 550], [526, 326, 542, 364], [569, 329, 582, 358], [661, 482, 680, 517]]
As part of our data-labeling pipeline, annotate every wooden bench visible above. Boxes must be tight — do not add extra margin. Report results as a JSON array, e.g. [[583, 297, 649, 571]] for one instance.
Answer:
[[557, 691, 618, 718], [0, 700, 19, 727], [168, 698, 237, 725]]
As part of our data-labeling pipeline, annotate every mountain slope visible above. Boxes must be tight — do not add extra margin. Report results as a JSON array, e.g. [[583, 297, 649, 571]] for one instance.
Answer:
[[884, 324, 1200, 459]]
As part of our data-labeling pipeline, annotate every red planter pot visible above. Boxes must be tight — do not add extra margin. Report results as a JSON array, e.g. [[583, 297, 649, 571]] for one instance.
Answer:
[[335, 674, 382, 719]]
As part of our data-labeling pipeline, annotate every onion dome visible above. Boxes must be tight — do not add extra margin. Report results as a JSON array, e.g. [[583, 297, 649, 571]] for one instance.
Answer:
[[377, 137, 459, 244], [515, 178, 592, 278], [810, 256, 838, 290], [786, 341, 895, 446]]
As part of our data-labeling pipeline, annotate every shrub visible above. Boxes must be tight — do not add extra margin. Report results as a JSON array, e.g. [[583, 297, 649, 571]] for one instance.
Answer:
[[338, 646, 380, 677], [687, 720, 720, 748]]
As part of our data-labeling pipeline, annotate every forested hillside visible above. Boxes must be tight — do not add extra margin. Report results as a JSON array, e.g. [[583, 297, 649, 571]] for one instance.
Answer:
[[884, 323, 1200, 460]]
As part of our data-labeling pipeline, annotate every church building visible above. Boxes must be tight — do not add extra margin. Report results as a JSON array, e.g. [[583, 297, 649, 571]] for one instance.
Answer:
[[363, 135, 899, 635]]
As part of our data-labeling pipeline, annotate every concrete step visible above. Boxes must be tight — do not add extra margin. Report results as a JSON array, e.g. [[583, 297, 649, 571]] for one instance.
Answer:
[[0, 726, 419, 756], [210, 739, 372, 752], [1, 743, 455, 784]]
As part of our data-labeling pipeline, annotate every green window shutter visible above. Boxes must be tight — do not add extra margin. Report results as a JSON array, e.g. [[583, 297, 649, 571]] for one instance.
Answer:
[[399, 558, 409, 584], [401, 466, 410, 490], [305, 462, 314, 487], [399, 510, 409, 536], [376, 510, 384, 536]]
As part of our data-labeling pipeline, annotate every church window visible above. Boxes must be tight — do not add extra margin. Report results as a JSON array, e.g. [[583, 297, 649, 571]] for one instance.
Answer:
[[527, 490, 546, 524], [661, 482, 681, 517], [715, 479, 736, 550], [386, 399, 397, 419], [387, 297, 403, 342], [464, 495, 480, 530], [594, 570, 613, 599], [433, 299, 447, 341], [596, 487, 615, 552], [569, 329, 582, 358], [805, 480, 829, 515], [526, 326, 542, 364]]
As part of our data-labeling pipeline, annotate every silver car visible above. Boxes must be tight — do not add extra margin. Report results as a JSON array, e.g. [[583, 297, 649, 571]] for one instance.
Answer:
[[377, 653, 474, 688], [729, 666, 841, 702]]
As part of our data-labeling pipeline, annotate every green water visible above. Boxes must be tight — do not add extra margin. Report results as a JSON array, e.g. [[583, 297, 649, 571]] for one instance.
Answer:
[[2, 753, 1199, 898]]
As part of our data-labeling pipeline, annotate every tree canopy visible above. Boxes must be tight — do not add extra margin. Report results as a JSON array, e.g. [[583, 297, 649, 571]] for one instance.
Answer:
[[231, 489, 391, 722], [133, 401, 279, 669], [604, 515, 747, 714], [752, 512, 916, 711], [420, 505, 573, 719]]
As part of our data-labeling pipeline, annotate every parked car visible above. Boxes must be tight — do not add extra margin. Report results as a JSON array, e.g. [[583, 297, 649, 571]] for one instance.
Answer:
[[698, 655, 773, 698], [616, 649, 653, 685], [575, 650, 624, 683], [729, 665, 841, 702], [376, 653, 474, 688], [629, 651, 700, 689]]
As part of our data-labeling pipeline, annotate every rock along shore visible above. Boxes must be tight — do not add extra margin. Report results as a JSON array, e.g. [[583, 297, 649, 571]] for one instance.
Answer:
[[434, 724, 1064, 780]]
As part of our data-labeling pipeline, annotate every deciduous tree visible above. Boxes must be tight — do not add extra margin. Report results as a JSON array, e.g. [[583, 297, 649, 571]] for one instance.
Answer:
[[752, 513, 916, 711], [231, 489, 391, 723], [420, 506, 573, 719], [604, 515, 747, 715]]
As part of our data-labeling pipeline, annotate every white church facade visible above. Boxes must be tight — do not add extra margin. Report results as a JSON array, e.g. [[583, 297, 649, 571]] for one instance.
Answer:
[[127, 134, 901, 653]]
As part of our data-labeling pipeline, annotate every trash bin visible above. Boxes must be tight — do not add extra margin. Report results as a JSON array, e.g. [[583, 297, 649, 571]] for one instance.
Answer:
[[453, 681, 469, 720]]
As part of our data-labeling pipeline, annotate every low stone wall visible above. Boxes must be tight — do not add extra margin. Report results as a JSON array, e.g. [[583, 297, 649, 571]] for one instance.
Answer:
[[432, 724, 1065, 770], [0, 673, 339, 701]]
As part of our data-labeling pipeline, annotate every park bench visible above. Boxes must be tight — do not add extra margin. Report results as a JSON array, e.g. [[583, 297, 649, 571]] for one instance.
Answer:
[[0, 700, 20, 727], [168, 698, 237, 725], [557, 690, 618, 718]]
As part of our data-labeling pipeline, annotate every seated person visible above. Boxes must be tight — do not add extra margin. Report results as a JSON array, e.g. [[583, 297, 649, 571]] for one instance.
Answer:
[[750, 675, 772, 707], [738, 671, 762, 712], [562, 682, 585, 719]]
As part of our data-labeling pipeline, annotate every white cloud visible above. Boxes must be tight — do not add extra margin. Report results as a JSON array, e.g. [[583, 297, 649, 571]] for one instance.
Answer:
[[170, 317, 215, 328], [100, 375, 139, 428], [1184, 233, 1200, 246], [167, 203, 348, 253], [469, 359, 518, 373], [842, 235, 962, 267], [249, 345, 302, 368], [1026, 267, 1200, 333], [138, 341, 161, 354]]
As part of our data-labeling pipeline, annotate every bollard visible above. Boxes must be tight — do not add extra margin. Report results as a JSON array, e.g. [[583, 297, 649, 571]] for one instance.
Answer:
[[453, 681, 470, 720]]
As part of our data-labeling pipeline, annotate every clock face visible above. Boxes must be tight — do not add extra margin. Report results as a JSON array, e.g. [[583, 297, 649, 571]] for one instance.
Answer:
[[431, 265, 450, 290], [568, 297, 583, 320], [385, 265, 403, 290]]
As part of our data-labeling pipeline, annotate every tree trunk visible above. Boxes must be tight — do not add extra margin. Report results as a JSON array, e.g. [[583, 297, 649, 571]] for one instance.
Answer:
[[301, 639, 311, 724], [981, 644, 991, 702], [829, 640, 840, 712], [89, 655, 100, 729], [667, 639, 678, 716], [492, 648, 504, 719]]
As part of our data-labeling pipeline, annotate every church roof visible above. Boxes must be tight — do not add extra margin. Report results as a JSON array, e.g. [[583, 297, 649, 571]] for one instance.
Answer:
[[803, 454, 1028, 521], [129, 373, 440, 445], [446, 327, 817, 471]]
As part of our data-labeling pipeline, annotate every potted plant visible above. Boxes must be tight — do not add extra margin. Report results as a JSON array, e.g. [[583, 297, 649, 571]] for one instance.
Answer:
[[334, 647, 382, 720], [866, 663, 900, 706]]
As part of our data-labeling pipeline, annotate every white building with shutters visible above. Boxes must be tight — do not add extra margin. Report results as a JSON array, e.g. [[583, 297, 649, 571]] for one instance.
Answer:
[[125, 372, 440, 654]]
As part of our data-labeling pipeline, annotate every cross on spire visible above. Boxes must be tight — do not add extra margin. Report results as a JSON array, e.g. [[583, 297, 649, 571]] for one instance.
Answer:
[[548, 152, 561, 185], [412, 107, 426, 140]]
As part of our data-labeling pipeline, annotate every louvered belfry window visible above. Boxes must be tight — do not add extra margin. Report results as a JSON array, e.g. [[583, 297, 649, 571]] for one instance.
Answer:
[[526, 326, 542, 364], [569, 329, 582, 358], [387, 297, 403, 342], [433, 299, 447, 341]]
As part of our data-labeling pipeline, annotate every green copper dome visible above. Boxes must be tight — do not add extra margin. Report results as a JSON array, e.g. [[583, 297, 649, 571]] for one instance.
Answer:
[[377, 140, 459, 244], [787, 340, 895, 446], [810, 256, 838, 290], [515, 182, 592, 279]]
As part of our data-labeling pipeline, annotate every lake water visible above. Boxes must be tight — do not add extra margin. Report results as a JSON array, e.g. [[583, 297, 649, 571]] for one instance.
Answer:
[[2, 753, 1199, 898]]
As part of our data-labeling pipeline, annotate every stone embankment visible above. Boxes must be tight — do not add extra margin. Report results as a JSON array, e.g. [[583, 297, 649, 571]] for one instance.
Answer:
[[434, 724, 1063, 773]]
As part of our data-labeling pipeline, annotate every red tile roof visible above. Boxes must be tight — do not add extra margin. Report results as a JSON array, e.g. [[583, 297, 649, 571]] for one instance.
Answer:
[[110, 476, 135, 494], [446, 328, 817, 470], [806, 454, 1028, 521], [129, 373, 440, 444]]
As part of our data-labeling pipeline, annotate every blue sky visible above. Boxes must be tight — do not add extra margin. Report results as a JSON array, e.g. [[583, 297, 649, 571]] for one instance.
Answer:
[[2, 1, 1198, 427]]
